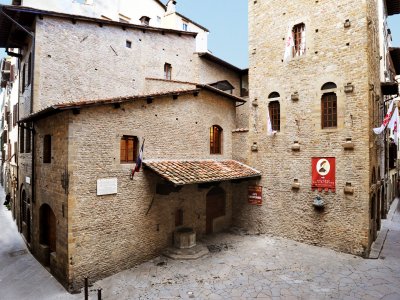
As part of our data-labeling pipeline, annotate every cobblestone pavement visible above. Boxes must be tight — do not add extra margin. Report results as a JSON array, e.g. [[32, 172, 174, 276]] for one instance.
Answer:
[[0, 189, 80, 300], [94, 200, 400, 300], [1, 185, 399, 299]]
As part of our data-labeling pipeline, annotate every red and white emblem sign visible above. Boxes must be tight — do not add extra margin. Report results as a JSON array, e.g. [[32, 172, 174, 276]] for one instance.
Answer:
[[312, 157, 336, 192]]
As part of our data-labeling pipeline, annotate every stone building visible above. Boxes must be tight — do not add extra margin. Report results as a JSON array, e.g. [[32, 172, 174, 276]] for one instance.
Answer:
[[232, 0, 400, 256], [11, 0, 210, 52], [0, 55, 19, 218], [1, 0, 400, 293], [0, 3, 253, 291]]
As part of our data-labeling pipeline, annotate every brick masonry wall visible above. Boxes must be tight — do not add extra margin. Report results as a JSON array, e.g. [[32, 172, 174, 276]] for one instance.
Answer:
[[196, 57, 242, 97], [233, 0, 381, 256], [33, 16, 244, 112], [56, 90, 236, 290]]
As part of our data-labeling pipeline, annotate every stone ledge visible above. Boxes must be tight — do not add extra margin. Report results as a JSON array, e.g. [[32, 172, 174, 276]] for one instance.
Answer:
[[163, 244, 209, 260], [369, 228, 389, 259]]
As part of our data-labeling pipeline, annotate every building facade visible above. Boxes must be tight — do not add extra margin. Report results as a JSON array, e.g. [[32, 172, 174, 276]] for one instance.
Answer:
[[231, 0, 399, 256], [0, 3, 252, 291], [1, 0, 400, 293]]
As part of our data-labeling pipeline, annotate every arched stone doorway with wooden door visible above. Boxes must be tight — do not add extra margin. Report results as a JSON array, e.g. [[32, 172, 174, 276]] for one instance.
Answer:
[[39, 203, 57, 266], [206, 187, 226, 234]]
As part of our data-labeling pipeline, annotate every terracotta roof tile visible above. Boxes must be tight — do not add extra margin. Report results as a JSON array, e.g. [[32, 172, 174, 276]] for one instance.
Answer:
[[143, 159, 261, 185]]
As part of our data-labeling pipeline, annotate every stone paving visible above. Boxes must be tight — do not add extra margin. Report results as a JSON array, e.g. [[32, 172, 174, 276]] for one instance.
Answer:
[[1, 185, 399, 299], [0, 188, 80, 300]]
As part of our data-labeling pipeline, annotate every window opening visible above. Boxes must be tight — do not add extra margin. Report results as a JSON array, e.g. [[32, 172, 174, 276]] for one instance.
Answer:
[[293, 23, 306, 57], [164, 63, 172, 80], [321, 92, 337, 128], [269, 101, 280, 132], [25, 127, 31, 153], [120, 135, 138, 163], [43, 135, 51, 163], [19, 127, 25, 153], [210, 125, 222, 154]]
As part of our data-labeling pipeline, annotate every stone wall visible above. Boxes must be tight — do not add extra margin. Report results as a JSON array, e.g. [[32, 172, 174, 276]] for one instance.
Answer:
[[58, 90, 236, 290], [235, 0, 381, 256], [33, 113, 70, 286], [33, 16, 244, 113]]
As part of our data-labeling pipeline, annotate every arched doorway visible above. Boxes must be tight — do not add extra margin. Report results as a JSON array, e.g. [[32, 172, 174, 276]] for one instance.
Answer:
[[40, 204, 57, 256], [206, 187, 226, 234]]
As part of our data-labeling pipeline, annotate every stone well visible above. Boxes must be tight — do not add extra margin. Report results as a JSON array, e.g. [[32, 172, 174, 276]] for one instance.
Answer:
[[174, 227, 196, 249]]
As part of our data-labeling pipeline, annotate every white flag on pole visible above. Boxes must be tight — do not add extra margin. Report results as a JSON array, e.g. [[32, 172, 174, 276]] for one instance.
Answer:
[[283, 27, 294, 61], [267, 108, 277, 136], [373, 99, 396, 135], [388, 107, 399, 145]]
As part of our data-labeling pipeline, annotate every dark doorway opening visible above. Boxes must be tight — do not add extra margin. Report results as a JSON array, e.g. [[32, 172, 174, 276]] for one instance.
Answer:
[[206, 187, 226, 234]]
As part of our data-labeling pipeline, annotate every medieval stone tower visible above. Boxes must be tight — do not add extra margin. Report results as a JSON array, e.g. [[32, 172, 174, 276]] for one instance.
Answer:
[[233, 0, 383, 256]]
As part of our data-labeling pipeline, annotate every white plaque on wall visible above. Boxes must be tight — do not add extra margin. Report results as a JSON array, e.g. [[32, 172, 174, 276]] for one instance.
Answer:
[[26, 177, 31, 184], [97, 178, 118, 196]]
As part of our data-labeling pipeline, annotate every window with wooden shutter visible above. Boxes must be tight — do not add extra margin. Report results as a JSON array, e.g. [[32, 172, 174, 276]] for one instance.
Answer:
[[293, 23, 306, 57], [210, 125, 222, 154], [120, 135, 138, 163]]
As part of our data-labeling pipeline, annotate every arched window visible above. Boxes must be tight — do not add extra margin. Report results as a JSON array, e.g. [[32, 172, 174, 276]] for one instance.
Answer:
[[268, 92, 280, 99], [210, 125, 222, 154], [321, 82, 337, 90], [269, 101, 280, 131]]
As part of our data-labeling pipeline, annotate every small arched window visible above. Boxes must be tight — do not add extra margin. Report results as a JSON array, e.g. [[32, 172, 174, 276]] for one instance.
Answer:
[[269, 101, 280, 131], [321, 82, 337, 90], [210, 125, 222, 154], [268, 92, 280, 99]]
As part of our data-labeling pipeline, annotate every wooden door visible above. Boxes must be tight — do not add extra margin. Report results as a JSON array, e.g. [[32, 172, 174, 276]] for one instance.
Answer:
[[206, 187, 226, 234]]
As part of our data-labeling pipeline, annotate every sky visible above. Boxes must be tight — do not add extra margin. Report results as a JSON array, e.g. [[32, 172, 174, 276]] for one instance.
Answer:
[[0, 0, 399, 69]]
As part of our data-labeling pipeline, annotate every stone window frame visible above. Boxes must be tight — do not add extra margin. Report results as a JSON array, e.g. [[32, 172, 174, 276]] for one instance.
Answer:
[[115, 132, 143, 168], [320, 82, 338, 130], [313, 80, 345, 133], [268, 92, 281, 132]]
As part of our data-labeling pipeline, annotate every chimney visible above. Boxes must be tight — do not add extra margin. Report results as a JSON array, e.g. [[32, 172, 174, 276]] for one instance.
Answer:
[[166, 0, 177, 14]]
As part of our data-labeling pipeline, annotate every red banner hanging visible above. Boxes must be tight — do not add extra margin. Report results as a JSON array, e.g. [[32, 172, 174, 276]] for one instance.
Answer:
[[248, 185, 263, 205], [311, 157, 336, 192]]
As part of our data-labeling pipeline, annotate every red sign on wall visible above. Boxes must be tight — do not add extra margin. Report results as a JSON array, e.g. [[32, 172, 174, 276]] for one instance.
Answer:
[[311, 157, 336, 192], [248, 185, 263, 205]]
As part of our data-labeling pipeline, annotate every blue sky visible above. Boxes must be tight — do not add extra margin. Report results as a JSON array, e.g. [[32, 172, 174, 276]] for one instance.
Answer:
[[0, 0, 399, 69]]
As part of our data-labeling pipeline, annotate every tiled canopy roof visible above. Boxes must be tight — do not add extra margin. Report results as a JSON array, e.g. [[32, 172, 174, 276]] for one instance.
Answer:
[[143, 160, 261, 185]]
